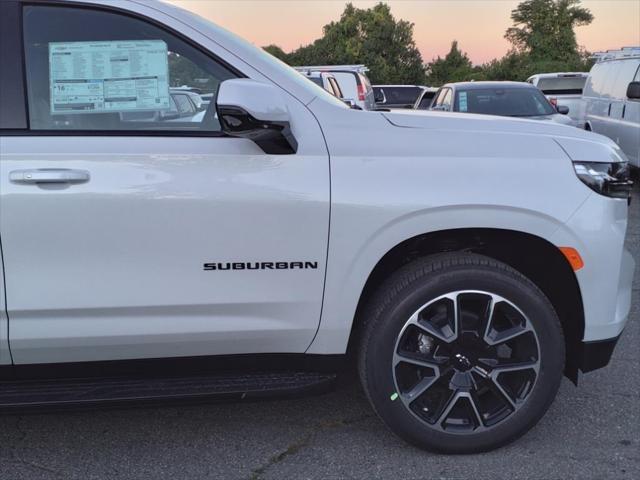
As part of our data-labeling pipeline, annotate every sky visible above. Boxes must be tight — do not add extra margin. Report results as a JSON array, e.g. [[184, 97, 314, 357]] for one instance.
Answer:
[[166, 0, 640, 64]]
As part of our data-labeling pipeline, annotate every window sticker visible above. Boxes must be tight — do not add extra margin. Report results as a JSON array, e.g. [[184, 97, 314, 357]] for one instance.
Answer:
[[49, 40, 170, 114], [458, 91, 468, 112]]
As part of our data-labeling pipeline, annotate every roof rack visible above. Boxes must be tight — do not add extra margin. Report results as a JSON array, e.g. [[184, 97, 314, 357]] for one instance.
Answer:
[[591, 46, 640, 62], [294, 65, 369, 74]]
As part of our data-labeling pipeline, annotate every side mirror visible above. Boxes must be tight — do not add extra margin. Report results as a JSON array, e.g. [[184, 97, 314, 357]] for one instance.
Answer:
[[431, 105, 448, 112], [627, 81, 640, 99], [557, 105, 570, 115], [374, 89, 385, 103], [216, 79, 297, 154]]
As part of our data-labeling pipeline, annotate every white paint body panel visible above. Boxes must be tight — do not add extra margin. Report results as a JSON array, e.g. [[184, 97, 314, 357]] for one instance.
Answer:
[[0, 0, 634, 365]]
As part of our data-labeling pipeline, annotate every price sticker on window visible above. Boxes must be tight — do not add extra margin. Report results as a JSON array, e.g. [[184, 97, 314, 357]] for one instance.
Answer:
[[48, 40, 171, 114]]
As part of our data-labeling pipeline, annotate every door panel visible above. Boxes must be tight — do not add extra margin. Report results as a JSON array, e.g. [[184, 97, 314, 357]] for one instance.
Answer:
[[0, 248, 10, 365], [1, 136, 329, 363]]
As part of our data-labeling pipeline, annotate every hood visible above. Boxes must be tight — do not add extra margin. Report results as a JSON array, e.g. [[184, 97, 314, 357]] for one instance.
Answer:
[[383, 110, 596, 140], [525, 114, 576, 127], [382, 110, 622, 163]]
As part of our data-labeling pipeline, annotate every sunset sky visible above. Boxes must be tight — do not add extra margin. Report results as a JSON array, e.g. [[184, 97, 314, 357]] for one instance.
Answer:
[[166, 0, 640, 64]]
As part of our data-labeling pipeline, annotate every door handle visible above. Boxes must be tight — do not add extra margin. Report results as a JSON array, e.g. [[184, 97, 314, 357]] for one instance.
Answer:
[[9, 169, 90, 184]]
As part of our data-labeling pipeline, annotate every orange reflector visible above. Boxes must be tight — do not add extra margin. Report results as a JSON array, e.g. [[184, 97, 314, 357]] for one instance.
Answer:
[[559, 247, 584, 271]]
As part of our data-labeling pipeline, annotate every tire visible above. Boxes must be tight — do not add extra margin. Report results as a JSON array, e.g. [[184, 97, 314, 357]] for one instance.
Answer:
[[358, 253, 565, 453]]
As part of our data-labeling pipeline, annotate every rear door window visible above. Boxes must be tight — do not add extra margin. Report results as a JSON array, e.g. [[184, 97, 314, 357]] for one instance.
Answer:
[[417, 92, 436, 109], [22, 5, 237, 132], [385, 87, 423, 105], [536, 76, 586, 95]]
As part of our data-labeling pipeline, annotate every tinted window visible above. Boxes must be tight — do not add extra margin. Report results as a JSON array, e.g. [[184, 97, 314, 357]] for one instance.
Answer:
[[308, 76, 324, 87], [417, 91, 436, 109], [536, 76, 586, 95], [455, 88, 555, 116], [383, 87, 423, 105], [23, 5, 236, 132]]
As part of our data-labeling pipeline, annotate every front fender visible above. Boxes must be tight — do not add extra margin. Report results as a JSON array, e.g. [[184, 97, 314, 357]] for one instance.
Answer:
[[308, 203, 588, 354]]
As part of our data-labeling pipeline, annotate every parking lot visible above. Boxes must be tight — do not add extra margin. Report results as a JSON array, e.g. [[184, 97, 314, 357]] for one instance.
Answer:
[[0, 184, 638, 480]]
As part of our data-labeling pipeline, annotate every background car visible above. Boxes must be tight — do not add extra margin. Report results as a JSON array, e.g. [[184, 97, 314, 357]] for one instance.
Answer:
[[294, 65, 375, 110], [413, 87, 439, 110], [527, 72, 588, 127], [373, 85, 426, 109], [120, 90, 206, 124], [430, 81, 576, 126], [583, 46, 640, 169], [298, 70, 345, 100]]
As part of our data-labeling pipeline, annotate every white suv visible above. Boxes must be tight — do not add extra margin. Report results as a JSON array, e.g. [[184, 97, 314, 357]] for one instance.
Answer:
[[0, 0, 635, 453]]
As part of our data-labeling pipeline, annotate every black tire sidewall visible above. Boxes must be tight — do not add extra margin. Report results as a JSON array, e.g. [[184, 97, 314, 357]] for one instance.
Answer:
[[363, 258, 565, 453]]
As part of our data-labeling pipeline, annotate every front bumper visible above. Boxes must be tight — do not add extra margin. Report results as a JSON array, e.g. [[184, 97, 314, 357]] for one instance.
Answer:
[[579, 333, 622, 373], [552, 194, 635, 343]]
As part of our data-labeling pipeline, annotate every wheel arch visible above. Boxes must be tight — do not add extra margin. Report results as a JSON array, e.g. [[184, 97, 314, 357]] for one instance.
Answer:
[[347, 228, 585, 382]]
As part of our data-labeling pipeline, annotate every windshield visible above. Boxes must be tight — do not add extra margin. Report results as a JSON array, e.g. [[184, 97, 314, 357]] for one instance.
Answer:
[[537, 76, 586, 95], [455, 88, 556, 117]]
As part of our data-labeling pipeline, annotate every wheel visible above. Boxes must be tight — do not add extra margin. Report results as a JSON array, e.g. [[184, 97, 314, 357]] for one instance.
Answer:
[[358, 253, 565, 453]]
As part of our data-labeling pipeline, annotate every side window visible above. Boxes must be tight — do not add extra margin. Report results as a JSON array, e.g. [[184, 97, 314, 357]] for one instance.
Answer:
[[431, 89, 444, 107], [174, 94, 196, 116], [602, 61, 623, 98], [611, 60, 640, 99], [418, 92, 435, 109], [584, 63, 607, 97], [23, 5, 237, 132], [441, 89, 453, 109], [328, 78, 343, 98]]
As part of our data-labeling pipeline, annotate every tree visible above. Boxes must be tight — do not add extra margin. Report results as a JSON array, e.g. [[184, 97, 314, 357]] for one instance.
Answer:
[[425, 41, 479, 86], [262, 45, 289, 63], [264, 3, 426, 84], [505, 0, 593, 63]]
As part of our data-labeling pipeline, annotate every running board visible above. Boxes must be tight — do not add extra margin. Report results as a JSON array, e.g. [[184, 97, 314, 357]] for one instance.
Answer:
[[0, 371, 336, 412]]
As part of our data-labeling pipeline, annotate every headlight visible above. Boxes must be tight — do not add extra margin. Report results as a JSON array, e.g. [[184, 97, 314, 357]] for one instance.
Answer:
[[573, 161, 633, 200]]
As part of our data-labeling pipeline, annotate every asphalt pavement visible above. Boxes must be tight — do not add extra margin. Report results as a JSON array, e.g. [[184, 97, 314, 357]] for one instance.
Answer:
[[0, 184, 638, 480]]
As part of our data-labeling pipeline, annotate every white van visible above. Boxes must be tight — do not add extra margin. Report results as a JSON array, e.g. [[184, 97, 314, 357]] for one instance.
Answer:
[[294, 65, 376, 110], [583, 47, 640, 168]]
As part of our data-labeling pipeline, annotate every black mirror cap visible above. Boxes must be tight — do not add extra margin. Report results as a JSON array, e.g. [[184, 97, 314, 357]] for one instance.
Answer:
[[557, 105, 570, 115], [627, 81, 640, 99], [217, 105, 298, 155]]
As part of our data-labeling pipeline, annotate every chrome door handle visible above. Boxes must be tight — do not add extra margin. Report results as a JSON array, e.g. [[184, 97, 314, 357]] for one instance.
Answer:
[[9, 169, 90, 184]]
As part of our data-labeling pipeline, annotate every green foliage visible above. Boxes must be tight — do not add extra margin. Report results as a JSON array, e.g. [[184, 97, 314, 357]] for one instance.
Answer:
[[263, 3, 426, 84], [168, 52, 218, 92], [262, 45, 289, 62], [259, 0, 595, 87], [480, 51, 593, 82], [425, 41, 480, 85], [505, 0, 593, 62]]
